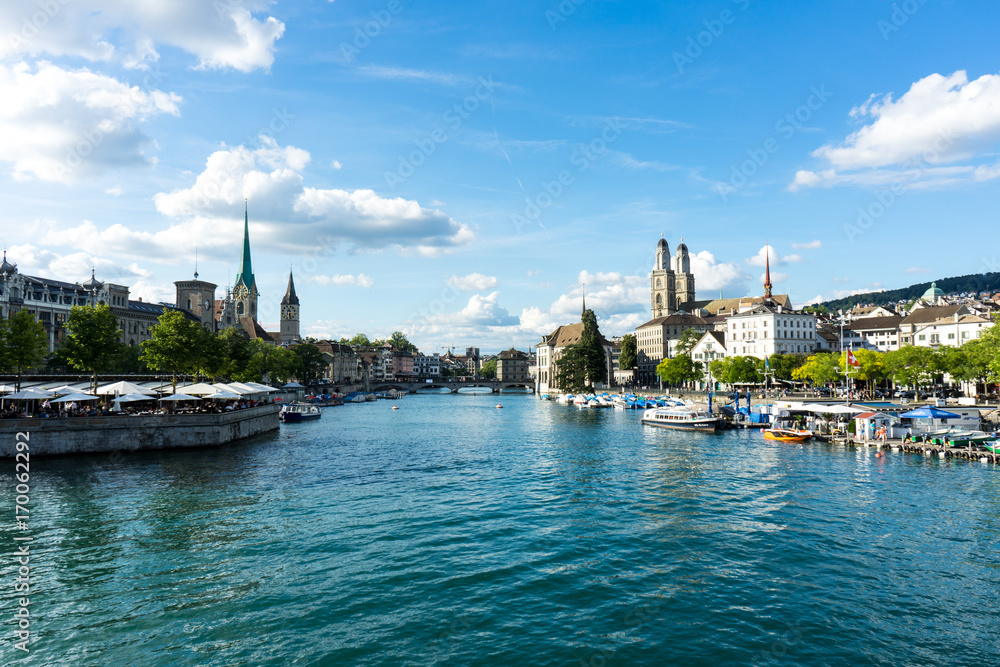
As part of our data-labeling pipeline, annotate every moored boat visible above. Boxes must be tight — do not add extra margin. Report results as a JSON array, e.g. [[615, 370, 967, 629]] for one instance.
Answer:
[[763, 428, 812, 443], [641, 407, 719, 432], [280, 403, 322, 422]]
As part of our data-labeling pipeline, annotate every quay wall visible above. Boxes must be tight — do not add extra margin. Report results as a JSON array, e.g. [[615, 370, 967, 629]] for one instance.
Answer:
[[0, 405, 280, 458]]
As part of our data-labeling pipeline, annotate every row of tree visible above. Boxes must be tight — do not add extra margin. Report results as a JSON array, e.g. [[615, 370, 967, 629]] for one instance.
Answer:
[[0, 305, 330, 391]]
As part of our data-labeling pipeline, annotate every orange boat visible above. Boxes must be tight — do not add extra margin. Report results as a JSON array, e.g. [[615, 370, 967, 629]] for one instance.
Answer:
[[763, 428, 812, 443]]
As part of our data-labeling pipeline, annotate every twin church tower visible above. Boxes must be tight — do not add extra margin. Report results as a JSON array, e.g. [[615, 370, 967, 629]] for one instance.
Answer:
[[650, 235, 695, 317], [175, 202, 300, 346]]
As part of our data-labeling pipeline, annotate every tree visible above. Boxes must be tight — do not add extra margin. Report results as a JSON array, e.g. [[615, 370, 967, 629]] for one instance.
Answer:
[[657, 354, 703, 388], [853, 349, 887, 388], [0, 310, 48, 390], [140, 311, 211, 390], [554, 344, 588, 392], [292, 343, 327, 382], [62, 305, 125, 393], [389, 331, 417, 353], [578, 309, 608, 387], [349, 333, 372, 349], [710, 355, 763, 386], [883, 345, 942, 389], [619, 333, 637, 371], [235, 340, 298, 384], [791, 353, 840, 386], [215, 327, 253, 379], [767, 353, 806, 381], [479, 358, 497, 379], [675, 328, 702, 357]]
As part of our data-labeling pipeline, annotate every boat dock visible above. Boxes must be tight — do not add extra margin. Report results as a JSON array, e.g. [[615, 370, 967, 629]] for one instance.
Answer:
[[820, 435, 1000, 464]]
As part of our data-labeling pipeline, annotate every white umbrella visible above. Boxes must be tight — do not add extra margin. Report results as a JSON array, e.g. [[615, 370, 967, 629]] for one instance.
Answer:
[[0, 384, 16, 393], [822, 404, 867, 415], [227, 382, 261, 394], [50, 393, 100, 403], [212, 382, 253, 395], [206, 390, 242, 399], [158, 393, 202, 402], [96, 381, 157, 396], [175, 382, 222, 396], [282, 381, 306, 389], [113, 393, 156, 403], [5, 388, 56, 399], [244, 382, 280, 392]]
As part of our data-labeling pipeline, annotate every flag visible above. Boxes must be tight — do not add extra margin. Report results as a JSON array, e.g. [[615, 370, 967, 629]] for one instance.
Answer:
[[765, 357, 770, 371], [846, 350, 859, 368]]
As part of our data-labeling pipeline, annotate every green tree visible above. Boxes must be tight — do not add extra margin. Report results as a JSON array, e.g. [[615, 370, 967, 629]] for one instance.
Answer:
[[62, 305, 125, 393], [235, 340, 298, 384], [214, 327, 253, 379], [883, 345, 942, 389], [140, 310, 212, 390], [853, 349, 887, 388], [349, 333, 372, 349], [554, 344, 588, 392], [389, 331, 417, 353], [656, 354, 703, 388], [118, 344, 149, 374], [767, 353, 806, 381], [578, 309, 608, 387], [619, 333, 637, 371], [710, 355, 763, 386], [0, 310, 48, 390], [791, 353, 840, 386], [675, 328, 702, 356], [292, 343, 327, 382], [479, 358, 497, 379]]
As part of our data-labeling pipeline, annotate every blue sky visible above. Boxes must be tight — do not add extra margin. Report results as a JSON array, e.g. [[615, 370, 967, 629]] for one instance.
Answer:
[[1, 0, 999, 352]]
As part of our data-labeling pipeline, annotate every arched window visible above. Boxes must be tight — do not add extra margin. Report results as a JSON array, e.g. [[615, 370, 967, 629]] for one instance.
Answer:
[[655, 294, 662, 311], [237, 301, 244, 316]]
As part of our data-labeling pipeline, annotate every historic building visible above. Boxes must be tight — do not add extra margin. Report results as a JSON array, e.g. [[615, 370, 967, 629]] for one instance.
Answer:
[[496, 348, 530, 383], [649, 236, 696, 318], [280, 270, 300, 345]]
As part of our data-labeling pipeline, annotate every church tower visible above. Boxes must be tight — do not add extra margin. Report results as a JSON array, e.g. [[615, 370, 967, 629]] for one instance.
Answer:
[[233, 200, 258, 322], [674, 239, 696, 308], [650, 235, 676, 318], [280, 268, 300, 345]]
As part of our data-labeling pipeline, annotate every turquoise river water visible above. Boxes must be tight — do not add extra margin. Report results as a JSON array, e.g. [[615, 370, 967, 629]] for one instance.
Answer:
[[3, 391, 1000, 666]]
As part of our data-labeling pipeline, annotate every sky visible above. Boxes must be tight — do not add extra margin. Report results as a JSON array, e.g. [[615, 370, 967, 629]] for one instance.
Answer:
[[1, 0, 999, 354]]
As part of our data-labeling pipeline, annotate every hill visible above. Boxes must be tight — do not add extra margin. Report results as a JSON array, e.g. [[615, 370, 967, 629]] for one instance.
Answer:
[[811, 272, 1000, 312]]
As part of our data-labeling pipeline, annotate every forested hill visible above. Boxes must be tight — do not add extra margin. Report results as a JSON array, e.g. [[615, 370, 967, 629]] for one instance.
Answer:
[[814, 272, 1000, 312]]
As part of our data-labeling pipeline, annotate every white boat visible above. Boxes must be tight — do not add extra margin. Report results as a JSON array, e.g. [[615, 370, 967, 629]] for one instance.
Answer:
[[612, 397, 628, 410], [280, 403, 322, 422], [573, 395, 589, 406], [557, 394, 572, 405], [641, 407, 719, 432]]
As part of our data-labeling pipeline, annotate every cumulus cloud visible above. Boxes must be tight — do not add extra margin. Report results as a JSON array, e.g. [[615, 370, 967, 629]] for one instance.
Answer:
[[688, 251, 750, 293], [447, 273, 498, 291], [746, 245, 805, 268], [791, 240, 822, 249], [0, 61, 181, 183], [309, 274, 374, 288], [791, 71, 1000, 190], [148, 136, 474, 257], [0, 0, 284, 72]]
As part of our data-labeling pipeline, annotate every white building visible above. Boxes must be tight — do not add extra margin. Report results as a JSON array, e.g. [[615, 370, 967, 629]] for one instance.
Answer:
[[535, 322, 613, 395], [725, 303, 818, 358], [635, 313, 713, 385], [911, 313, 992, 348], [414, 353, 441, 377]]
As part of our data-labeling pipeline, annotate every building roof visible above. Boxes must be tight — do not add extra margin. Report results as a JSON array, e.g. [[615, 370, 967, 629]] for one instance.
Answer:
[[498, 347, 528, 360], [686, 294, 793, 315], [847, 315, 903, 332], [234, 202, 256, 291], [921, 282, 944, 301], [901, 304, 966, 325], [281, 269, 299, 306], [636, 313, 710, 330], [540, 322, 610, 347], [239, 316, 277, 342]]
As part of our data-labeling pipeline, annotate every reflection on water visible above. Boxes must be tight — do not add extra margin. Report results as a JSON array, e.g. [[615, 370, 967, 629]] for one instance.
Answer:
[[2, 393, 999, 665]]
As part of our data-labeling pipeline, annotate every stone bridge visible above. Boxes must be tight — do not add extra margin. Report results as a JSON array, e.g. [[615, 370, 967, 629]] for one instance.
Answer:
[[369, 380, 535, 394]]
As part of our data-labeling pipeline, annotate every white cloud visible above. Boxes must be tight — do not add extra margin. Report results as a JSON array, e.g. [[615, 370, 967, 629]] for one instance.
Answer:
[[0, 61, 181, 183], [746, 245, 805, 268], [354, 65, 466, 87], [687, 251, 750, 293], [309, 274, 374, 288], [905, 267, 930, 275], [791, 71, 1000, 190], [330, 160, 342, 170], [791, 240, 822, 250], [447, 273, 498, 291], [0, 1, 284, 72], [147, 136, 474, 257]]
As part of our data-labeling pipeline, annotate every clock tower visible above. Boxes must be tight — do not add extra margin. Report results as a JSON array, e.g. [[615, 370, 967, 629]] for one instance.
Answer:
[[233, 200, 258, 322], [280, 268, 300, 345]]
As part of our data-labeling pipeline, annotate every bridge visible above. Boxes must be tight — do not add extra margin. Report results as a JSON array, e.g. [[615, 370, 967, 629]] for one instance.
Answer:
[[369, 380, 535, 394]]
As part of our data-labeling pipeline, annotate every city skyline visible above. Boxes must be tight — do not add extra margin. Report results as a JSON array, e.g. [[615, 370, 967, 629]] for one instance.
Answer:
[[2, 1, 999, 352]]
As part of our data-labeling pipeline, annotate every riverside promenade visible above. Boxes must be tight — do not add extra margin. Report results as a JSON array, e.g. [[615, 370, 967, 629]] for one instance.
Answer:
[[0, 404, 280, 458]]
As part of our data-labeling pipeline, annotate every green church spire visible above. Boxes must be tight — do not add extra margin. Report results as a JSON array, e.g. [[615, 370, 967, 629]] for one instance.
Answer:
[[235, 198, 255, 290]]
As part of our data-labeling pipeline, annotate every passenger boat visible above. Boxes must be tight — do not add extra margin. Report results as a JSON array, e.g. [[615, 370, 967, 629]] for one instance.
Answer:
[[641, 407, 719, 432], [280, 403, 322, 422], [763, 428, 812, 443]]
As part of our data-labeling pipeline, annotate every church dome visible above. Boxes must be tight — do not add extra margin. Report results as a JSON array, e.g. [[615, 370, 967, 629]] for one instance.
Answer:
[[921, 282, 944, 301]]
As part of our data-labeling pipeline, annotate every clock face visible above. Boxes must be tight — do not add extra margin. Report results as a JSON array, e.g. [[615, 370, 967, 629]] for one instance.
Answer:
[[235, 285, 248, 299]]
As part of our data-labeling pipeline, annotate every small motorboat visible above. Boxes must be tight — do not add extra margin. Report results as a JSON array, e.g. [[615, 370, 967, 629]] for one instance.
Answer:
[[392, 405, 399, 410], [763, 428, 812, 443], [280, 403, 322, 422], [641, 407, 719, 432], [496, 404, 503, 409]]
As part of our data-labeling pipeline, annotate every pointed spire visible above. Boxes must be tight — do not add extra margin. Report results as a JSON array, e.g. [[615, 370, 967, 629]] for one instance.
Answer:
[[763, 244, 773, 300], [282, 266, 299, 306], [235, 198, 255, 290]]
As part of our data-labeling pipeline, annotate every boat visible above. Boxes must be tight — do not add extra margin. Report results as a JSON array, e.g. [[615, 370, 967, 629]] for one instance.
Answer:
[[640, 407, 719, 432], [280, 403, 322, 422], [763, 428, 812, 443]]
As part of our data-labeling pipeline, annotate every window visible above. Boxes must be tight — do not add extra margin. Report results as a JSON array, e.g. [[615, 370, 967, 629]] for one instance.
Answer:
[[918, 335, 925, 341]]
